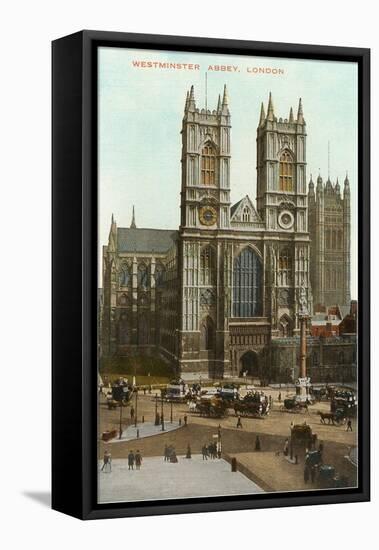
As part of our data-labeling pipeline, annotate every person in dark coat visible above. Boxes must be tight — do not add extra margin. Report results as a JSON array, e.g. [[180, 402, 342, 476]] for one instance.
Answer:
[[164, 444, 170, 461], [346, 419, 353, 431], [135, 450, 142, 470], [202, 444, 208, 460], [128, 450, 135, 470], [184, 414, 188, 426], [255, 435, 261, 451], [236, 416, 243, 429], [186, 444, 192, 459], [130, 407, 135, 420]]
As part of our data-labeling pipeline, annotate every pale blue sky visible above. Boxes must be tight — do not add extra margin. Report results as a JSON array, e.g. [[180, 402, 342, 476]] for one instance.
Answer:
[[98, 47, 358, 298]]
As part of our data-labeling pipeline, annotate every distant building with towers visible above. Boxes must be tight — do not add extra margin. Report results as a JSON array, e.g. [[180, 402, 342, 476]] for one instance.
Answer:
[[308, 173, 351, 308], [100, 85, 354, 382]]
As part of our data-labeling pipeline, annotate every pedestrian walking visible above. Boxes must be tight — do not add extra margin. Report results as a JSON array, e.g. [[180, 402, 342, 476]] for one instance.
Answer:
[[184, 414, 188, 426], [255, 435, 261, 451], [283, 438, 289, 456], [236, 415, 243, 429], [346, 419, 353, 431], [128, 450, 135, 470], [135, 450, 142, 470], [186, 444, 192, 459], [101, 450, 112, 472], [179, 417, 182, 426], [202, 444, 208, 460], [164, 444, 169, 461], [170, 449, 178, 463], [278, 392, 282, 403], [130, 406, 135, 420]]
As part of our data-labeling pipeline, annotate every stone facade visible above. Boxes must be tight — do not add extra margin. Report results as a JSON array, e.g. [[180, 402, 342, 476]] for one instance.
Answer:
[[308, 173, 351, 307], [100, 85, 354, 382]]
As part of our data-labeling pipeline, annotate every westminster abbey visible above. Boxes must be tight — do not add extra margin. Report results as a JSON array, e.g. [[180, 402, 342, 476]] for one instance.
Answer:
[[101, 85, 352, 380]]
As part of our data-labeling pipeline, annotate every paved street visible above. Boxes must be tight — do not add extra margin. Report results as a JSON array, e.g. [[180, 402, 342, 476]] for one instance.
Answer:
[[98, 455, 264, 503], [98, 387, 358, 500]]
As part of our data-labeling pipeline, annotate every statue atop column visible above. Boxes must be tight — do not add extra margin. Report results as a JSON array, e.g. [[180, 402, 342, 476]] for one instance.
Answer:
[[298, 281, 309, 317]]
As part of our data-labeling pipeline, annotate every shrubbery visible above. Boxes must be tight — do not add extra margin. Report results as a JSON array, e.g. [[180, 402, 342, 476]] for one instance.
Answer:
[[99, 354, 175, 378]]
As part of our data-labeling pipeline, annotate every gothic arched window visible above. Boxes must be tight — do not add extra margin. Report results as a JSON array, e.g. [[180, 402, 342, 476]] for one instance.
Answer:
[[119, 264, 130, 287], [242, 206, 251, 222], [279, 150, 293, 192], [119, 293, 130, 306], [200, 316, 215, 350], [201, 143, 216, 185], [118, 313, 130, 345], [233, 248, 263, 317], [138, 263, 149, 289], [200, 245, 216, 286], [154, 263, 165, 288], [138, 315, 149, 345], [279, 315, 292, 337], [279, 247, 292, 286]]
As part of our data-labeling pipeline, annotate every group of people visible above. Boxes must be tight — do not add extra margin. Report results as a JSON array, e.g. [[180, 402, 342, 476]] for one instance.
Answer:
[[163, 444, 178, 463], [127, 449, 142, 470], [201, 441, 221, 460]]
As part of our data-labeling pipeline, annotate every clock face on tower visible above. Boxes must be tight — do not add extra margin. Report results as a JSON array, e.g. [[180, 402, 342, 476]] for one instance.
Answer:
[[199, 206, 217, 226]]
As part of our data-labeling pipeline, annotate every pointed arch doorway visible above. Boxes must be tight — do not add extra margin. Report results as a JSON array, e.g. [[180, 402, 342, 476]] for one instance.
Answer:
[[239, 350, 260, 378]]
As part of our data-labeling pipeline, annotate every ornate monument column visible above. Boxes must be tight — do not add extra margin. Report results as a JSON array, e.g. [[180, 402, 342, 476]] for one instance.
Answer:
[[296, 283, 311, 401]]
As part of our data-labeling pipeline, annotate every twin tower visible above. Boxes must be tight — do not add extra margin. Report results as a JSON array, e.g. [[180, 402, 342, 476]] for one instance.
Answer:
[[180, 84, 350, 310]]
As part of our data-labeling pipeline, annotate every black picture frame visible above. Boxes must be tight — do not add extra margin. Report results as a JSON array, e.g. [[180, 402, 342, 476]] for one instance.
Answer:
[[52, 30, 370, 520]]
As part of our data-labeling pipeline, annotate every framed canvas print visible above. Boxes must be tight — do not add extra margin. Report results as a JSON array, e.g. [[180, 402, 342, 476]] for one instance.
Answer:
[[52, 31, 370, 520]]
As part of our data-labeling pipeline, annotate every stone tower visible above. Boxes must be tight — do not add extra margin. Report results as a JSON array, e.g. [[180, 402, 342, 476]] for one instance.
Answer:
[[256, 94, 311, 336], [308, 173, 351, 307], [180, 84, 231, 230], [178, 85, 232, 377]]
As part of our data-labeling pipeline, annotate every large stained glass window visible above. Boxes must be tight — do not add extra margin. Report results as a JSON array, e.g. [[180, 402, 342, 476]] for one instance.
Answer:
[[279, 149, 294, 192], [201, 144, 216, 185], [233, 248, 262, 317]]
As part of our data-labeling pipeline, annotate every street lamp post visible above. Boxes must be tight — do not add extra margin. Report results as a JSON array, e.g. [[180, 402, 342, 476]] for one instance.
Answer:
[[134, 387, 138, 428], [170, 401, 173, 423], [161, 392, 165, 431], [155, 393, 159, 425], [119, 401, 123, 439]]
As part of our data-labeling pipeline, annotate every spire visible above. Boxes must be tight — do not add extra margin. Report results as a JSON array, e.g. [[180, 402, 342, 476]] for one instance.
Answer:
[[335, 177, 341, 195], [221, 84, 229, 115], [259, 102, 266, 125], [267, 92, 275, 121], [344, 171, 350, 196], [130, 205, 136, 229], [289, 106, 294, 123], [184, 90, 189, 111], [188, 85, 196, 111], [308, 174, 315, 197], [297, 98, 304, 124], [217, 93, 221, 113], [108, 213, 117, 251], [222, 84, 228, 106], [316, 171, 323, 192]]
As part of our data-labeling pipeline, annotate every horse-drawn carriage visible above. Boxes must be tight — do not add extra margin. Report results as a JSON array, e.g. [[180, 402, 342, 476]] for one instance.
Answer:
[[282, 396, 310, 413], [194, 396, 229, 418], [291, 423, 315, 446], [233, 392, 269, 418], [105, 381, 134, 409]]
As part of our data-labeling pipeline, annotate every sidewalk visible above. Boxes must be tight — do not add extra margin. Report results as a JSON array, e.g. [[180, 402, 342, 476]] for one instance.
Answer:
[[108, 421, 181, 443], [98, 455, 264, 503]]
